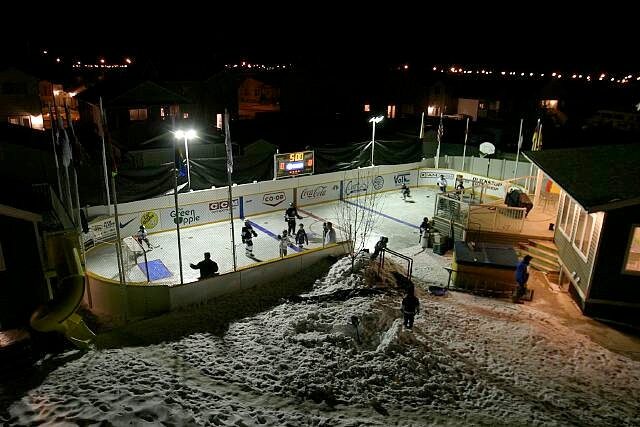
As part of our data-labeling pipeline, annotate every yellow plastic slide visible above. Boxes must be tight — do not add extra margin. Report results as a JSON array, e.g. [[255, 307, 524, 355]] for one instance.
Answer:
[[30, 237, 95, 349]]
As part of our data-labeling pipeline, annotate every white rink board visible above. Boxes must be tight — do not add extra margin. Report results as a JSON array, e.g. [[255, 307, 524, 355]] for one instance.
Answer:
[[243, 188, 294, 217], [379, 169, 418, 190], [158, 198, 240, 229], [296, 182, 341, 206], [418, 168, 505, 198]]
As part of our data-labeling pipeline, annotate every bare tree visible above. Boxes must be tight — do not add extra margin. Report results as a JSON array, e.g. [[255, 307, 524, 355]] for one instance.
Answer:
[[334, 169, 384, 272]]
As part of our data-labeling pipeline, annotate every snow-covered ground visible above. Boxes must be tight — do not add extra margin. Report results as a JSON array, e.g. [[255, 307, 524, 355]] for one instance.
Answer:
[[4, 253, 640, 426]]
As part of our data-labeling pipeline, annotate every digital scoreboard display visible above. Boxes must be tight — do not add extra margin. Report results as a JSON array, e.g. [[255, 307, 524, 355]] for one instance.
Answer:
[[274, 151, 314, 179]]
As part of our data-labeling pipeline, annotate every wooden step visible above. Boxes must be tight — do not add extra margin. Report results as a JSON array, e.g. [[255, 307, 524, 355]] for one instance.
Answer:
[[517, 244, 559, 265], [529, 259, 559, 273], [528, 239, 558, 253]]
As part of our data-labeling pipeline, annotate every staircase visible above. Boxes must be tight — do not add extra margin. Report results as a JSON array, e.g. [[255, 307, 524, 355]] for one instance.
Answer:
[[517, 239, 560, 285]]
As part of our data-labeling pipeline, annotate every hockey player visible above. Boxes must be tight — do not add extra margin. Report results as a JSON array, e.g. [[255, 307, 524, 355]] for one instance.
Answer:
[[436, 174, 448, 193], [284, 203, 303, 235], [241, 220, 258, 257], [134, 225, 152, 250], [278, 230, 292, 257], [295, 223, 309, 249], [401, 183, 411, 200]]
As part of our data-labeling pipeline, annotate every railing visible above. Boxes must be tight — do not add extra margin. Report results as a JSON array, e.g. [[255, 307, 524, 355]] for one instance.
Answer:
[[468, 203, 526, 233], [379, 248, 413, 281]]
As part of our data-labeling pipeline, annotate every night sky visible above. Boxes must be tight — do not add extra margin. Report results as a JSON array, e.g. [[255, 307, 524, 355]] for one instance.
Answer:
[[4, 9, 637, 73]]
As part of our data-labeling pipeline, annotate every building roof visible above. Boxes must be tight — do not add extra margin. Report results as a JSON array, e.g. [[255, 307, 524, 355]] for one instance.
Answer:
[[108, 81, 192, 107], [524, 144, 640, 212]]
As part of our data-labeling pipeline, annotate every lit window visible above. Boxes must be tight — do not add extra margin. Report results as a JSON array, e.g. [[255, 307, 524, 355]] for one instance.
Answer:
[[129, 108, 148, 121], [541, 99, 559, 109], [573, 209, 595, 258], [364, 104, 370, 112], [183, 112, 189, 119], [623, 226, 640, 273], [387, 105, 396, 119], [216, 113, 223, 129], [160, 107, 166, 120], [558, 193, 575, 237]]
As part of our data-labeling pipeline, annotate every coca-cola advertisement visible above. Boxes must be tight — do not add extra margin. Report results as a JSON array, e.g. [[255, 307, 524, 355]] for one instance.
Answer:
[[300, 186, 327, 199], [297, 183, 340, 205]]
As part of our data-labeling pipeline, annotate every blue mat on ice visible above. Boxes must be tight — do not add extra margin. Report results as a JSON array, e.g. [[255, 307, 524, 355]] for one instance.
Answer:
[[138, 259, 172, 281]]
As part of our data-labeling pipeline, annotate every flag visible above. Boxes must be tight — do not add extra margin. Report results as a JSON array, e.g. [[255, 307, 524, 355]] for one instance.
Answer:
[[59, 116, 72, 168], [437, 114, 444, 142], [517, 124, 523, 149], [224, 109, 233, 174], [64, 100, 82, 167], [532, 119, 542, 151]]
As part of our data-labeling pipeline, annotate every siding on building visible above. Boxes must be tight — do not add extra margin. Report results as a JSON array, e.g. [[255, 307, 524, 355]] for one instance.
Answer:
[[554, 192, 604, 300]]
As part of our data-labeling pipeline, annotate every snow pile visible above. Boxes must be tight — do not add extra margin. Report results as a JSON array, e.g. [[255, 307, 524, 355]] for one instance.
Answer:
[[3, 254, 640, 426], [304, 251, 370, 296]]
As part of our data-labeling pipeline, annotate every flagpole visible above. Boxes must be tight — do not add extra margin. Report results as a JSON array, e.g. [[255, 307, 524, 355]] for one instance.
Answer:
[[99, 100, 126, 293], [64, 100, 86, 263], [435, 112, 443, 168], [462, 117, 469, 171], [98, 98, 112, 214], [225, 109, 237, 271], [51, 90, 74, 221], [64, 100, 82, 230], [48, 105, 63, 200], [513, 118, 523, 180], [419, 111, 425, 139]]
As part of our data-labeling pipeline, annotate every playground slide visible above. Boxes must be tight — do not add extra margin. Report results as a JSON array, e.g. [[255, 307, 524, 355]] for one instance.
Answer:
[[30, 241, 95, 349]]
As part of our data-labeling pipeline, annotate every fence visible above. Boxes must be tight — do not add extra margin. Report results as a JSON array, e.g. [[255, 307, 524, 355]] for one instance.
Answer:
[[81, 155, 541, 287]]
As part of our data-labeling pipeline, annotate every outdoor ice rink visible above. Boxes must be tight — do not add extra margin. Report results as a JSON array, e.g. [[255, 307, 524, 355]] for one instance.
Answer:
[[86, 187, 441, 284]]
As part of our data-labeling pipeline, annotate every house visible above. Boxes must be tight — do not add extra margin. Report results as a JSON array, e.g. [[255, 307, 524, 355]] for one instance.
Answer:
[[524, 144, 640, 325], [78, 80, 195, 149], [0, 67, 80, 131]]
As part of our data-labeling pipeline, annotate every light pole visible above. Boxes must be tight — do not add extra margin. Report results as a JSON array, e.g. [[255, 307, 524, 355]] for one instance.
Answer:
[[369, 115, 384, 166], [175, 129, 197, 191]]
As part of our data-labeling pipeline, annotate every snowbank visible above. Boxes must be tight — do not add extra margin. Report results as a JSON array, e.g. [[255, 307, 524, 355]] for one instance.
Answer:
[[3, 253, 639, 426]]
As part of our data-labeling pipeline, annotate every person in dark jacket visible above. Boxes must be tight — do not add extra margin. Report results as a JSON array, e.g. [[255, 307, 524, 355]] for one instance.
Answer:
[[284, 203, 303, 235], [241, 220, 258, 257], [370, 236, 388, 260], [515, 255, 532, 299], [295, 223, 308, 249], [401, 289, 420, 329], [190, 252, 219, 279]]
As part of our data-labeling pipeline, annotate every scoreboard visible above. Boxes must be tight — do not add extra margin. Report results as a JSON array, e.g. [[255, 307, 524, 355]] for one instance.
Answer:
[[274, 151, 314, 179]]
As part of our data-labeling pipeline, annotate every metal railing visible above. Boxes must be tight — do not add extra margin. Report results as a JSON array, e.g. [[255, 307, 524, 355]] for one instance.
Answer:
[[378, 248, 413, 281]]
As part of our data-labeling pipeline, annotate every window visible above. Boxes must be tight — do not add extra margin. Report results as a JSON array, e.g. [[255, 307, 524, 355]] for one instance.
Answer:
[[573, 209, 595, 258], [364, 104, 370, 112], [216, 113, 223, 129], [387, 105, 396, 119], [129, 108, 147, 121], [623, 225, 640, 274], [183, 112, 189, 119], [558, 193, 575, 237]]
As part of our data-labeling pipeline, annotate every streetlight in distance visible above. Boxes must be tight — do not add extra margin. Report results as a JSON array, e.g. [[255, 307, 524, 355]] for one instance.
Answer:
[[369, 115, 384, 166], [175, 129, 197, 191]]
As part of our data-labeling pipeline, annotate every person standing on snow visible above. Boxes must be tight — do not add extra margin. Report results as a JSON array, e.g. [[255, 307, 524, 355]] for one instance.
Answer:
[[284, 203, 303, 235], [514, 255, 532, 301], [401, 288, 420, 329], [241, 220, 258, 257]]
